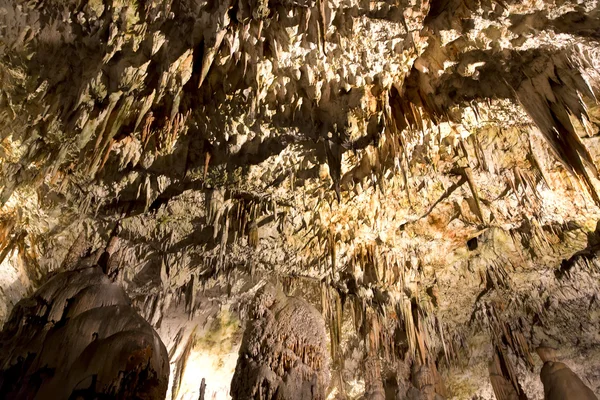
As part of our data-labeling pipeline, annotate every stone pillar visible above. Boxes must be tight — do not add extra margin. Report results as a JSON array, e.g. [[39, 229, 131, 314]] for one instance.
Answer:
[[231, 284, 330, 400], [406, 359, 446, 400], [540, 361, 597, 400], [364, 353, 386, 400], [364, 311, 385, 400], [489, 351, 523, 400]]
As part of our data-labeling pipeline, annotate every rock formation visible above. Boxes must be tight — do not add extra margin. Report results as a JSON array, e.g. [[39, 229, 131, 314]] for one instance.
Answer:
[[536, 346, 598, 400], [0, 256, 169, 399], [540, 361, 598, 400], [231, 283, 330, 400], [0, 0, 600, 398]]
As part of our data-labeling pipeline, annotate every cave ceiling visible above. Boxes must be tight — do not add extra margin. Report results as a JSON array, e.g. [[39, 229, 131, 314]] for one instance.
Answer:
[[1, 0, 600, 398]]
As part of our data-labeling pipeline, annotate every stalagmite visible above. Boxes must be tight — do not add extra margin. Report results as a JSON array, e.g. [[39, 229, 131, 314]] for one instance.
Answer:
[[0, 257, 169, 399], [537, 347, 598, 400], [406, 359, 446, 400], [489, 349, 527, 400], [364, 312, 385, 400], [199, 378, 206, 400], [231, 284, 330, 400]]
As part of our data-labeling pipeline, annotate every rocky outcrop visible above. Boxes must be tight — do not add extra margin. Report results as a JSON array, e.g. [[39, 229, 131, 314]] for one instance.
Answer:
[[231, 284, 330, 399], [0, 262, 169, 399]]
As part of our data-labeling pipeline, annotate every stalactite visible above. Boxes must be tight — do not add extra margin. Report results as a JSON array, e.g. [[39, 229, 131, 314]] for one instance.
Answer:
[[475, 298, 536, 373], [158, 111, 190, 154], [515, 50, 600, 206], [321, 281, 343, 364], [489, 346, 528, 400]]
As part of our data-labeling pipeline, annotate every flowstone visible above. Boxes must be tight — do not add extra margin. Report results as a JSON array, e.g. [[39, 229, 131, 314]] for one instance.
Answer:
[[0, 262, 169, 399]]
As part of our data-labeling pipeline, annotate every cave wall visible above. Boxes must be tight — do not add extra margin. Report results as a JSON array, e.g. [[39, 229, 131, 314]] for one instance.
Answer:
[[1, 0, 600, 398]]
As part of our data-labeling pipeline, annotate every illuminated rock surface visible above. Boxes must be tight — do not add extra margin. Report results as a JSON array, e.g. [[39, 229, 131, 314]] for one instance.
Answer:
[[1, 0, 600, 398]]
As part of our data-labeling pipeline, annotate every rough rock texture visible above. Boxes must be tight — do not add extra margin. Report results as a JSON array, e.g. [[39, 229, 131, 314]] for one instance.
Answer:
[[0, 260, 170, 399], [231, 283, 330, 399], [1, 0, 600, 398]]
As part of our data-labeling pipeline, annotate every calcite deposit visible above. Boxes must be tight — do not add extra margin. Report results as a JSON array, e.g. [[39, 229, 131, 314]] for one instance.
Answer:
[[1, 0, 600, 398], [0, 255, 169, 399], [231, 284, 330, 399]]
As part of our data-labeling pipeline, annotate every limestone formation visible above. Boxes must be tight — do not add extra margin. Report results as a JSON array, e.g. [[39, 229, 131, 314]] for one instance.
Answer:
[[231, 284, 330, 399], [0, 262, 169, 399], [406, 361, 446, 400], [540, 361, 598, 400], [1, 0, 600, 398]]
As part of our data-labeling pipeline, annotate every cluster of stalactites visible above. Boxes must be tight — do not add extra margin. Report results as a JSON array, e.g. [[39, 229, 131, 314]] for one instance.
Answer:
[[515, 47, 600, 206], [320, 267, 453, 398]]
